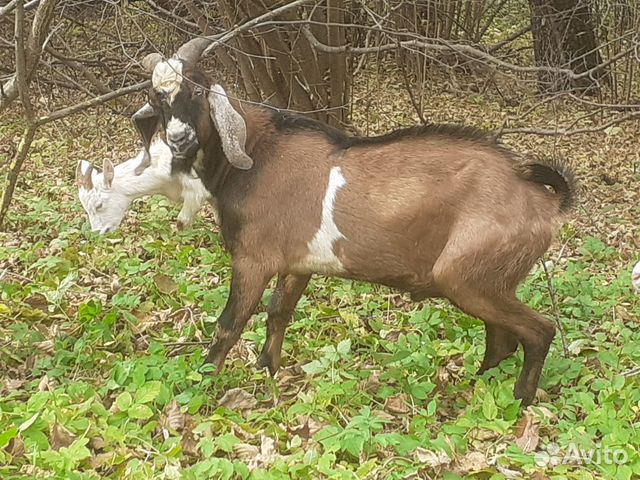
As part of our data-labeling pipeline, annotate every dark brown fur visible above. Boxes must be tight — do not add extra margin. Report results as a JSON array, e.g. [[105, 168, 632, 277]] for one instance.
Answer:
[[140, 69, 577, 407]]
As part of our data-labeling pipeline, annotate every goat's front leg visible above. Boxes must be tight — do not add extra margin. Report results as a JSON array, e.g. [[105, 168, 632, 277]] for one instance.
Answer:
[[205, 259, 273, 371], [256, 274, 310, 375], [176, 203, 198, 230]]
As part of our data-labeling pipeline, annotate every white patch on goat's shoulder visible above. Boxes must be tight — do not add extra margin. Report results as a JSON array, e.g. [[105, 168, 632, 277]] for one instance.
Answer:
[[293, 167, 347, 274], [152, 59, 183, 104]]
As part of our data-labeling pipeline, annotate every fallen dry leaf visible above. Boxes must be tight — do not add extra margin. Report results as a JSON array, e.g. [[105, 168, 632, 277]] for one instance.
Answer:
[[414, 447, 451, 467], [8, 436, 25, 458], [515, 411, 541, 453], [288, 416, 325, 440], [453, 451, 490, 475], [89, 437, 105, 451], [4, 378, 25, 393], [218, 388, 257, 411], [233, 436, 281, 470], [165, 400, 186, 431], [50, 423, 76, 451], [34, 340, 55, 354], [181, 417, 198, 458], [38, 374, 49, 392], [154, 273, 178, 295], [233, 442, 260, 462], [385, 393, 410, 414], [23, 293, 49, 312], [90, 451, 117, 470], [158, 400, 188, 441], [531, 472, 550, 480], [360, 371, 384, 394], [494, 463, 523, 479]]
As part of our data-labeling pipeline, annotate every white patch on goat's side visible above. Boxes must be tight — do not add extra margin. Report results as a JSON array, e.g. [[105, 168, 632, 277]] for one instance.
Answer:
[[152, 58, 183, 105], [293, 167, 347, 274]]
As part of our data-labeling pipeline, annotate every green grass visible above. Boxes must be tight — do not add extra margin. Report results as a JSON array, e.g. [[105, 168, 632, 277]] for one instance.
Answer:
[[1, 144, 639, 480]]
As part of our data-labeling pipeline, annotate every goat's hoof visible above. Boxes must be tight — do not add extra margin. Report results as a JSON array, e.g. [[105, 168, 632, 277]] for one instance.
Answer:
[[176, 220, 186, 231], [256, 352, 280, 376], [204, 351, 226, 373], [513, 384, 535, 407]]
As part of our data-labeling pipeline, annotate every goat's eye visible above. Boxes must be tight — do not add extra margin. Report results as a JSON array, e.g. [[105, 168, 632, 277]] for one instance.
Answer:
[[193, 87, 204, 97], [96, 203, 103, 211]]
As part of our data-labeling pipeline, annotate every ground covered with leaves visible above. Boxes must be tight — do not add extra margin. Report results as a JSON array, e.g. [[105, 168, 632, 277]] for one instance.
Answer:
[[1, 72, 640, 479]]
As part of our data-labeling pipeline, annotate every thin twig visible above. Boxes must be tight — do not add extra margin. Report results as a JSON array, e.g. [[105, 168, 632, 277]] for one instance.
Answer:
[[162, 340, 210, 347], [498, 110, 640, 137], [35, 80, 150, 126], [541, 259, 568, 356]]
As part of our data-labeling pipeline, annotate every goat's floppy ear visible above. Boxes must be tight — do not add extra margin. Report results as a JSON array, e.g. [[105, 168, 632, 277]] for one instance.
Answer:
[[131, 102, 159, 175], [102, 158, 114, 189], [76, 161, 94, 190], [208, 84, 253, 170]]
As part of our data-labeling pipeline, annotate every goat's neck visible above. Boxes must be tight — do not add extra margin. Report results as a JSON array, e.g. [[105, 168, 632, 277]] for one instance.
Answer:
[[197, 103, 270, 196], [199, 132, 232, 196], [113, 152, 177, 200]]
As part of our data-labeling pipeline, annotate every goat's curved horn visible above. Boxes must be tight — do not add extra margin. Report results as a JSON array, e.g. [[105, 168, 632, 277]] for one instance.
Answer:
[[176, 37, 212, 66], [142, 52, 163, 73]]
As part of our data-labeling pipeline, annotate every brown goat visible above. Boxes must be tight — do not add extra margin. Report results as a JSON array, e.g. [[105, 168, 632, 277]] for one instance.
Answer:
[[132, 41, 576, 406]]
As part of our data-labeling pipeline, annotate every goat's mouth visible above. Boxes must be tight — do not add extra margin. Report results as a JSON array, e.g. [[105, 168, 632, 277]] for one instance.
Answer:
[[169, 139, 199, 164]]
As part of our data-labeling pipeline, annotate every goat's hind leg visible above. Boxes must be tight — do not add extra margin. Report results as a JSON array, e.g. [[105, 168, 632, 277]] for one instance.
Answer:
[[256, 274, 310, 375], [478, 324, 519, 375], [205, 258, 274, 371], [451, 291, 553, 405], [434, 260, 554, 405], [408, 282, 517, 376]]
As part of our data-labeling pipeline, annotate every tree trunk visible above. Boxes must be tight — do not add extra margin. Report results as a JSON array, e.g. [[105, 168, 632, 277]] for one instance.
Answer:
[[529, 0, 604, 94]]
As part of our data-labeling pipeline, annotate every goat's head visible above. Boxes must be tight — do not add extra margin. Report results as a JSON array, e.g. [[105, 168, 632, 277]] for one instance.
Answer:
[[133, 39, 253, 176], [76, 159, 129, 234]]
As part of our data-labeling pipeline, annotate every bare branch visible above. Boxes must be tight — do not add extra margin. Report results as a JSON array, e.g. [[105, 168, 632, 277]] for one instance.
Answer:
[[0, 0, 55, 113], [498, 110, 640, 137], [36, 80, 151, 126], [0, 0, 18, 20], [301, 23, 629, 83], [201, 0, 315, 57], [14, 0, 33, 120], [0, 0, 37, 20]]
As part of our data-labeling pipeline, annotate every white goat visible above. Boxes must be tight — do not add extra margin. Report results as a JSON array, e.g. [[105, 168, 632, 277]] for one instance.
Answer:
[[633, 261, 640, 293], [76, 140, 215, 233]]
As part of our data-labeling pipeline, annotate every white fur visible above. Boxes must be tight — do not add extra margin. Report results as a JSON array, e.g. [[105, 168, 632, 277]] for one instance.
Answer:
[[166, 116, 195, 145], [81, 160, 93, 177], [293, 167, 347, 274], [632, 261, 640, 293], [152, 59, 183, 105], [77, 140, 215, 234]]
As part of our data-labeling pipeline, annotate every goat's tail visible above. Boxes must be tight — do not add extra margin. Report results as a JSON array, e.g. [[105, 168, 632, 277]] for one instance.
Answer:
[[519, 157, 577, 214]]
